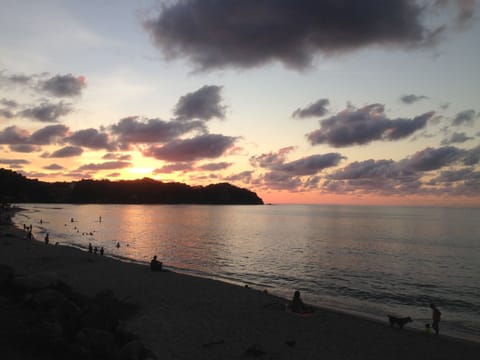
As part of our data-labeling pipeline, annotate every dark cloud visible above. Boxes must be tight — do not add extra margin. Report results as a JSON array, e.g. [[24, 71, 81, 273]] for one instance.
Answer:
[[67, 128, 115, 150], [9, 144, 40, 153], [43, 164, 64, 170], [441, 132, 473, 145], [452, 109, 477, 126], [0, 126, 30, 144], [250, 148, 344, 191], [0, 159, 29, 165], [144, 0, 444, 70], [224, 171, 254, 184], [197, 162, 232, 171], [257, 153, 344, 191], [0, 98, 18, 108], [299, 144, 480, 196], [400, 94, 429, 104], [292, 98, 329, 119], [428, 167, 475, 184], [77, 161, 131, 171], [110, 116, 205, 146], [29, 124, 69, 145], [49, 146, 83, 158], [174, 85, 226, 121], [0, 108, 15, 119], [102, 153, 132, 161], [403, 146, 465, 171], [463, 145, 480, 166], [40, 74, 86, 97], [325, 158, 421, 196], [154, 162, 193, 174], [20, 102, 72, 122], [0, 71, 33, 86], [250, 146, 295, 168], [328, 159, 415, 181], [263, 171, 303, 191], [307, 104, 433, 147], [0, 98, 17, 118], [144, 134, 237, 162], [275, 153, 345, 176]]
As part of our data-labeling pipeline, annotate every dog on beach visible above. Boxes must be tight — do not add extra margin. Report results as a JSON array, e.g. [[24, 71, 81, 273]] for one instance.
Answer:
[[388, 315, 412, 329]]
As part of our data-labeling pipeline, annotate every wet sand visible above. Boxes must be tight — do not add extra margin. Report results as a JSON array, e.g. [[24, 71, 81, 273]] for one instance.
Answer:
[[1, 212, 479, 359]]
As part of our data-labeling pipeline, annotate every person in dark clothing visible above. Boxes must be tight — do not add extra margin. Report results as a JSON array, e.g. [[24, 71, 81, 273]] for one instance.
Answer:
[[430, 303, 442, 335]]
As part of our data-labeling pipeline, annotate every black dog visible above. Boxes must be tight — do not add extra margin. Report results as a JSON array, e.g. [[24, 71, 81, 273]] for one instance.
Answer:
[[388, 315, 412, 329]]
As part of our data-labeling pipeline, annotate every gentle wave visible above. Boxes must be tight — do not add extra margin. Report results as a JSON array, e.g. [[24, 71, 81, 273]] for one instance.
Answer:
[[13, 203, 480, 342]]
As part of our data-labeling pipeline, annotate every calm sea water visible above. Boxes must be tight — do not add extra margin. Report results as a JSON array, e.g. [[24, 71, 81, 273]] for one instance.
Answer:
[[13, 204, 480, 342]]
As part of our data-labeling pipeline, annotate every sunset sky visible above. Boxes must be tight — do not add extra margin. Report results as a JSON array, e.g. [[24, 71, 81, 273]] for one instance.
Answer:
[[1, 0, 479, 205]]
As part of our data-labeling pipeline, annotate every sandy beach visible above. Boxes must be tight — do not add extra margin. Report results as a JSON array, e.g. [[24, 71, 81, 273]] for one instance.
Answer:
[[1, 210, 479, 360]]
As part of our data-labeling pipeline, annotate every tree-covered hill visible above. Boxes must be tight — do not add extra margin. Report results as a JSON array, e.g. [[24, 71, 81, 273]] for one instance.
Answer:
[[0, 168, 264, 205]]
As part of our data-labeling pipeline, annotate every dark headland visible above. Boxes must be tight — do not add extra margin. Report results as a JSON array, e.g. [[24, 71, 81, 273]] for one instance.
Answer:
[[0, 168, 263, 205]]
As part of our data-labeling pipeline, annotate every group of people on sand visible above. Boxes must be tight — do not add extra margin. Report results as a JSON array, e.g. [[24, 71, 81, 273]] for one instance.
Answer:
[[88, 242, 104, 256]]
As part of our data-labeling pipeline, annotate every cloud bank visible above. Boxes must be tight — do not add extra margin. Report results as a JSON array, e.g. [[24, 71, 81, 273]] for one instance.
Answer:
[[144, 0, 449, 70], [307, 104, 434, 147]]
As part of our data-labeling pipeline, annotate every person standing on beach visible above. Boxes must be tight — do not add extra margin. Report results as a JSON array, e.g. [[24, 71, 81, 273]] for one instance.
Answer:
[[430, 304, 441, 335], [44, 233, 49, 245]]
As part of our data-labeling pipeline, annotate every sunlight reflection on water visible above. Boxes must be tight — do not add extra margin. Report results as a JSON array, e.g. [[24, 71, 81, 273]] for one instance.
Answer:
[[14, 203, 480, 342]]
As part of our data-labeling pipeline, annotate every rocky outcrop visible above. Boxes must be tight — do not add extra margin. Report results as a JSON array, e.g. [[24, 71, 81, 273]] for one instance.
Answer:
[[0, 264, 155, 360]]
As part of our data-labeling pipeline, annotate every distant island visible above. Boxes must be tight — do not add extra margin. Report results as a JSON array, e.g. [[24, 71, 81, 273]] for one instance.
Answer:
[[0, 168, 264, 205]]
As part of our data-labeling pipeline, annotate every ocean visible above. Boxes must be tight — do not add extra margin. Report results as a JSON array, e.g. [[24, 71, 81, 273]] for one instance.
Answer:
[[13, 203, 480, 342]]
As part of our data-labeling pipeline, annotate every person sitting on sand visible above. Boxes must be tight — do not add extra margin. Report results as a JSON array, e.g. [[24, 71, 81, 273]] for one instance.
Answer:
[[150, 255, 163, 271], [289, 290, 313, 314]]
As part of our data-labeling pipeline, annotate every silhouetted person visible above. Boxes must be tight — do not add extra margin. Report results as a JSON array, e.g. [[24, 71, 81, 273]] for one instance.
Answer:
[[88, 243, 93, 253], [290, 290, 313, 314], [94, 246, 98, 255], [44, 233, 49, 245], [430, 304, 441, 335], [100, 247, 104, 256], [150, 255, 163, 271]]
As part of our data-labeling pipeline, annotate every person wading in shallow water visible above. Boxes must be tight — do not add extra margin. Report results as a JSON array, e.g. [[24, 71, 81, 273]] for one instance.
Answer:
[[430, 303, 442, 335]]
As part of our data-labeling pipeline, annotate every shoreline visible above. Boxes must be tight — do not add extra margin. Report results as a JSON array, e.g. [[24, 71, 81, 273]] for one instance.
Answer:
[[2, 209, 480, 359], [13, 207, 479, 344]]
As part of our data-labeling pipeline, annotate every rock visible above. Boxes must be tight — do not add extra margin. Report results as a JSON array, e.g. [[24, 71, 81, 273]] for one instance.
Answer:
[[28, 320, 64, 346], [32, 288, 67, 309], [119, 340, 145, 360], [13, 271, 60, 291], [76, 327, 117, 358], [0, 264, 14, 286], [79, 302, 118, 331]]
